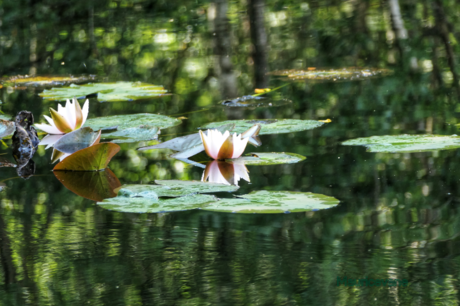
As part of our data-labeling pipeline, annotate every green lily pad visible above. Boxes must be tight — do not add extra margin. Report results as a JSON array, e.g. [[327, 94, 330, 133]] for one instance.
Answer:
[[53, 127, 101, 153], [116, 180, 239, 198], [39, 82, 168, 102], [268, 68, 392, 82], [85, 114, 181, 143], [98, 194, 218, 213], [342, 134, 460, 153], [0, 114, 12, 121], [200, 119, 325, 135], [203, 190, 339, 214], [228, 152, 306, 165]]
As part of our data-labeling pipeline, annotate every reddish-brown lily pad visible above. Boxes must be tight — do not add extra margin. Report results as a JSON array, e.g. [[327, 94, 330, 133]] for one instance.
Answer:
[[53, 143, 120, 171], [54, 168, 121, 201]]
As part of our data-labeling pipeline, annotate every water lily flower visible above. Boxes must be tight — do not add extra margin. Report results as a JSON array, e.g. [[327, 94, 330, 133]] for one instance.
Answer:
[[202, 160, 250, 186], [199, 129, 249, 160], [35, 98, 89, 134]]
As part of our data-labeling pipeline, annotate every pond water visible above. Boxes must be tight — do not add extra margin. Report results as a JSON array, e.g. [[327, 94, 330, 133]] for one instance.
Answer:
[[1, 0, 460, 305]]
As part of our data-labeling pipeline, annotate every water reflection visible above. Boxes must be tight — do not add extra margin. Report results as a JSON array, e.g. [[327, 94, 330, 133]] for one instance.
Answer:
[[202, 160, 250, 186], [54, 169, 121, 201]]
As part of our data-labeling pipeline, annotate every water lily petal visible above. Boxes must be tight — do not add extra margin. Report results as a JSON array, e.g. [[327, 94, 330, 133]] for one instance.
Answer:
[[202, 160, 231, 185], [65, 99, 77, 130], [217, 133, 234, 159], [39, 134, 64, 149], [57, 103, 71, 126], [81, 99, 89, 127], [231, 134, 249, 158], [74, 98, 84, 129], [241, 124, 261, 138], [35, 123, 64, 134], [49, 108, 72, 133]]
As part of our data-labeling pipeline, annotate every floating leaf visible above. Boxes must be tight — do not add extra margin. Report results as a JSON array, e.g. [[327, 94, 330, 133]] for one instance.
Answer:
[[229, 152, 306, 165], [53, 143, 120, 171], [40, 82, 168, 102], [98, 194, 217, 213], [53, 127, 101, 154], [115, 179, 239, 198], [86, 114, 180, 143], [2, 75, 96, 88], [0, 114, 12, 121], [0, 119, 15, 138], [220, 95, 291, 108], [203, 190, 339, 214], [268, 68, 392, 82], [54, 169, 121, 201], [200, 119, 325, 135], [342, 134, 460, 153]]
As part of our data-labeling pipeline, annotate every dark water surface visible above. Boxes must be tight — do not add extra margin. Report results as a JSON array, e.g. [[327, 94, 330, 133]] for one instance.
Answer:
[[1, 0, 460, 305]]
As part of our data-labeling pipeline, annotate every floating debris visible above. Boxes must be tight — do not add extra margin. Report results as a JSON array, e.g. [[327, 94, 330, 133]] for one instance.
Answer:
[[268, 68, 392, 82]]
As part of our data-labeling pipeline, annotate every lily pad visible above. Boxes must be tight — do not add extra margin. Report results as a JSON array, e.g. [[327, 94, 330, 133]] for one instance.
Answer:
[[53, 143, 120, 171], [228, 152, 306, 165], [268, 68, 392, 82], [54, 169, 121, 201], [203, 190, 339, 214], [0, 119, 15, 138], [2, 75, 96, 88], [0, 114, 12, 121], [85, 114, 180, 143], [115, 179, 239, 198], [342, 134, 460, 153], [39, 82, 168, 102], [98, 194, 217, 213], [53, 127, 101, 154], [220, 95, 291, 108], [200, 119, 325, 135]]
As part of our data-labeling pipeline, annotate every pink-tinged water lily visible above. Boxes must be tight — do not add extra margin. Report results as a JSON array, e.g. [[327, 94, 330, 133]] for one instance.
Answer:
[[199, 129, 249, 160], [202, 160, 250, 186], [35, 98, 89, 134]]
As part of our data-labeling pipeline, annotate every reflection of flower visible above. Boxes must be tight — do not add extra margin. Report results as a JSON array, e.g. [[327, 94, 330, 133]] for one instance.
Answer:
[[199, 129, 249, 160], [202, 160, 250, 186], [35, 98, 89, 134]]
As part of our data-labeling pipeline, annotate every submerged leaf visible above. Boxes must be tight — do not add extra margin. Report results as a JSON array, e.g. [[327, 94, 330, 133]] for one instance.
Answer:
[[204, 190, 339, 214], [53, 143, 120, 171], [98, 194, 218, 213], [86, 113, 180, 143], [342, 134, 460, 153], [228, 152, 306, 165], [268, 68, 392, 82], [53, 127, 101, 154], [40, 82, 168, 102], [54, 169, 121, 201], [200, 119, 325, 135]]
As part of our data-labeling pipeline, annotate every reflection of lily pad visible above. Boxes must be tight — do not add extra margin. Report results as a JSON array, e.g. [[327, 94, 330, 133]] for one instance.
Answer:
[[85, 114, 181, 143], [342, 135, 460, 153], [40, 82, 168, 102], [200, 119, 325, 135], [0, 119, 15, 138], [116, 180, 239, 198], [54, 169, 121, 201], [204, 190, 339, 213], [229, 152, 305, 165], [2, 75, 96, 88], [268, 68, 392, 82], [98, 194, 217, 213]]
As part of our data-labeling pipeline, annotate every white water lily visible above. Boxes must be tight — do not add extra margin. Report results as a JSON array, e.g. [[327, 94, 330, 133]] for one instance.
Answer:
[[199, 129, 249, 160], [202, 160, 250, 186], [35, 98, 89, 134]]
